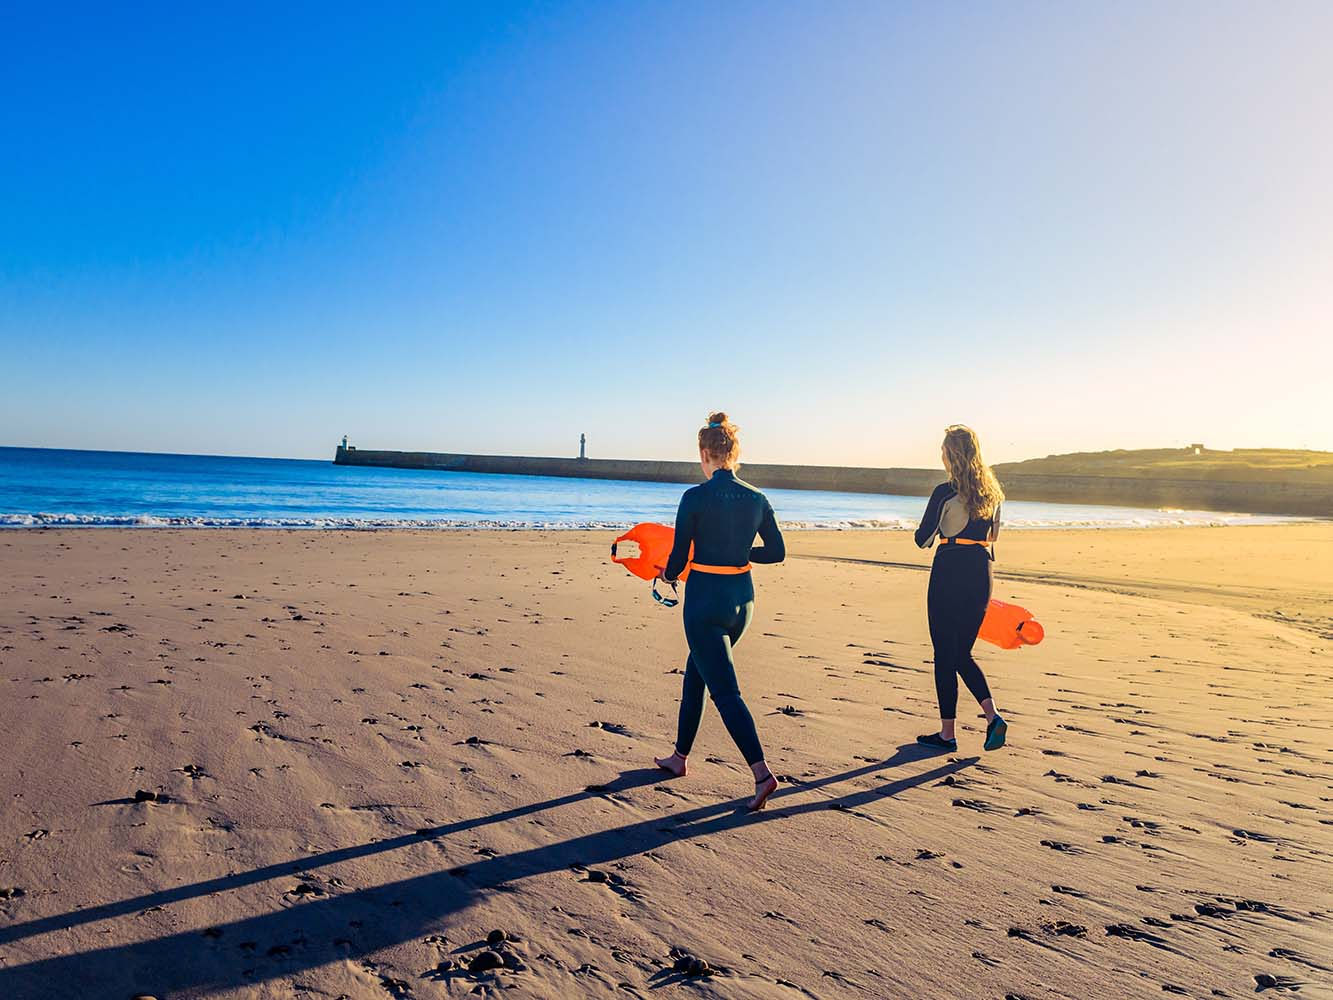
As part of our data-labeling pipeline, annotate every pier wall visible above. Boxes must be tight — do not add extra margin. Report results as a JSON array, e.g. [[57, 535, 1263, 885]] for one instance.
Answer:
[[332, 448, 1330, 518]]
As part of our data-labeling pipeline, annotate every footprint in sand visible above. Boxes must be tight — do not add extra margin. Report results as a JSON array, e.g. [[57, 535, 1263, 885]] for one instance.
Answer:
[[1040, 839, 1083, 854], [1105, 923, 1173, 950], [1269, 948, 1332, 973], [1041, 921, 1087, 937], [1255, 973, 1306, 992], [1232, 828, 1280, 843], [952, 798, 996, 813], [587, 721, 634, 736]]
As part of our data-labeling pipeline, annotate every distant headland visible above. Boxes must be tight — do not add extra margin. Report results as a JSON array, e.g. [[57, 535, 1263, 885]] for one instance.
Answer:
[[995, 446, 1333, 484], [333, 443, 1331, 519]]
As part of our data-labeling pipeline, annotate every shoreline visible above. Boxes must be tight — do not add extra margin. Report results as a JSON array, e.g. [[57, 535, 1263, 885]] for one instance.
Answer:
[[0, 515, 1318, 531]]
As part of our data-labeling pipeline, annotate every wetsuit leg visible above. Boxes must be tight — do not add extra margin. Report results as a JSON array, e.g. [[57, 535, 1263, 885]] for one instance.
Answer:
[[954, 592, 992, 706], [673, 655, 707, 757], [927, 569, 961, 719], [681, 575, 764, 765], [727, 598, 755, 648]]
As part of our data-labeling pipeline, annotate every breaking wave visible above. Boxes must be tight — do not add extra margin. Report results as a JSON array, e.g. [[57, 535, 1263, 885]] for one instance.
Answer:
[[0, 511, 1289, 530]]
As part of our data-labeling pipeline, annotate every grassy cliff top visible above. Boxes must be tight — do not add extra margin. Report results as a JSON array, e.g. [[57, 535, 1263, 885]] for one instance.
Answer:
[[995, 448, 1333, 484]]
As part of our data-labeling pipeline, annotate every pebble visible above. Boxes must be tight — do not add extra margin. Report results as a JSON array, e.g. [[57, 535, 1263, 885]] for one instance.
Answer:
[[486, 928, 508, 946], [469, 950, 505, 973], [672, 952, 714, 977], [1046, 921, 1087, 937]]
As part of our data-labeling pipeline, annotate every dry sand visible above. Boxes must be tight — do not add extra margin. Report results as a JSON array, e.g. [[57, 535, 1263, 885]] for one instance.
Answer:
[[0, 524, 1329, 999]]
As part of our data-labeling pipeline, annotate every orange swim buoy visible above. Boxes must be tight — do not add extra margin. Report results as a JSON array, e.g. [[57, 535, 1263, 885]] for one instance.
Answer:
[[611, 522, 690, 582], [611, 523, 692, 607], [978, 599, 1045, 650], [612, 523, 759, 606]]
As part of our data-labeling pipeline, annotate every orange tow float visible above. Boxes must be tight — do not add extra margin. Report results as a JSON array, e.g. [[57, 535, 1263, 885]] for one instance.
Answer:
[[978, 599, 1045, 649], [611, 522, 690, 606], [611, 522, 688, 582]]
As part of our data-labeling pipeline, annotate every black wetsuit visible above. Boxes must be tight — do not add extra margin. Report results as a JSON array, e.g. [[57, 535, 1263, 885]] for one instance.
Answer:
[[915, 483, 1000, 720], [664, 468, 785, 765]]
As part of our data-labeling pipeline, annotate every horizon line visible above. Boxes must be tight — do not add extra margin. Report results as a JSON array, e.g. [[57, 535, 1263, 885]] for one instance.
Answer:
[[3, 441, 1329, 469]]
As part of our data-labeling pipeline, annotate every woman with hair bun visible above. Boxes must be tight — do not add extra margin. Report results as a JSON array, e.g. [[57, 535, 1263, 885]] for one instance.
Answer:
[[653, 412, 786, 811], [914, 424, 1008, 752]]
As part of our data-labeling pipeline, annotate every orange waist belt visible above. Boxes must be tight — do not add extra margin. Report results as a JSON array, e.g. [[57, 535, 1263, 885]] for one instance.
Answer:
[[689, 562, 752, 574], [939, 537, 990, 547]]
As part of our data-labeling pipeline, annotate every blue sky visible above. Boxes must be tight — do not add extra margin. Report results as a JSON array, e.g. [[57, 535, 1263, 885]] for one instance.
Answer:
[[2, 2, 1330, 465]]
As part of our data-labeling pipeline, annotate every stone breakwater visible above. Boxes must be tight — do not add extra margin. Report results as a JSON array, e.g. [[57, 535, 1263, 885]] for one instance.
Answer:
[[333, 447, 1330, 518]]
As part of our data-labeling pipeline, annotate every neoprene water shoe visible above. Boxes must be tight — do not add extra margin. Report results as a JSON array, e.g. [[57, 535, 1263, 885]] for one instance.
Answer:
[[916, 732, 957, 752]]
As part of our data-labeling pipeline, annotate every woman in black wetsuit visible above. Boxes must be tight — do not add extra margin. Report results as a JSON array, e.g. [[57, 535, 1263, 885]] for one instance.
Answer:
[[653, 412, 786, 811], [914, 425, 1008, 753]]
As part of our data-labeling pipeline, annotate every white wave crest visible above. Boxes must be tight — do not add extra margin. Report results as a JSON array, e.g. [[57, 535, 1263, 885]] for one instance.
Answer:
[[0, 510, 1300, 531], [0, 512, 633, 530]]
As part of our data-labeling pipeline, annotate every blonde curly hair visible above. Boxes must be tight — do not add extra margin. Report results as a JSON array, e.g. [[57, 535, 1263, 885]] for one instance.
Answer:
[[942, 424, 1005, 519]]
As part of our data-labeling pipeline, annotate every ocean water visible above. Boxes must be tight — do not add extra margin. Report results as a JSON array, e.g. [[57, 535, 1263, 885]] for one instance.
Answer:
[[0, 447, 1296, 530]]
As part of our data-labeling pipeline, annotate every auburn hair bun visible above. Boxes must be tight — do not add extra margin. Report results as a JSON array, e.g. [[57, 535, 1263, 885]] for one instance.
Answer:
[[699, 412, 741, 467]]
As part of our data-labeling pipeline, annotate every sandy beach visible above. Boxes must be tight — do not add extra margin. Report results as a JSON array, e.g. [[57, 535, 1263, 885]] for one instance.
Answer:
[[0, 524, 1329, 999]]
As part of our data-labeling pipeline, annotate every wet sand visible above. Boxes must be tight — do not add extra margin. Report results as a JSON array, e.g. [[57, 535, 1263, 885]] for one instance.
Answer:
[[0, 525, 1329, 998]]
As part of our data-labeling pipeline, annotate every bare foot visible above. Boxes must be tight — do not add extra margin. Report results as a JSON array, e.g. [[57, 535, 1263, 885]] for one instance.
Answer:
[[654, 751, 687, 777], [748, 772, 778, 812]]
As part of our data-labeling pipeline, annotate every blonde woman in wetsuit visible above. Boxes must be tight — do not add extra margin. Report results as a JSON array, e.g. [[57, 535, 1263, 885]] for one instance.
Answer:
[[913, 425, 1008, 752], [652, 413, 787, 811]]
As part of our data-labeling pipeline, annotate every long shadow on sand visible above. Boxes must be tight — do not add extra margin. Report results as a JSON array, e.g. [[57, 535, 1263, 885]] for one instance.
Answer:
[[0, 744, 974, 995]]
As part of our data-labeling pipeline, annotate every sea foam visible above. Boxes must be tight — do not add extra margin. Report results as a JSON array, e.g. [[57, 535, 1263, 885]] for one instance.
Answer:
[[0, 511, 1290, 530]]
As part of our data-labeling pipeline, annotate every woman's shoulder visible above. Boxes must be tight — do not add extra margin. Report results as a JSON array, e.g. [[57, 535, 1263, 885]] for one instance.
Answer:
[[931, 481, 956, 499], [732, 475, 771, 503]]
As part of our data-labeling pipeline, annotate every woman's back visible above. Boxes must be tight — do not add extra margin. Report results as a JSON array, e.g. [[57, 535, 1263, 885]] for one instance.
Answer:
[[915, 481, 1000, 547], [665, 469, 784, 578]]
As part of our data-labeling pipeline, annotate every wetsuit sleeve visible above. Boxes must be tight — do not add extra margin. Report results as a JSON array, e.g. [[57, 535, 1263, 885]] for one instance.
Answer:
[[914, 484, 948, 548], [663, 492, 695, 581], [750, 501, 785, 564]]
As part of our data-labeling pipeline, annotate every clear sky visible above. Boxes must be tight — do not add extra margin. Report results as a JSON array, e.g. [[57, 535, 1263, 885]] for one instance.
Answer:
[[3, 2, 1330, 467]]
